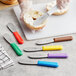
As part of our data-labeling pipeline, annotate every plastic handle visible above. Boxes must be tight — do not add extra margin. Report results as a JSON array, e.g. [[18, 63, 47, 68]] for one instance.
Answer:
[[42, 45, 63, 51], [13, 32, 24, 44], [48, 53, 68, 58], [37, 61, 59, 68], [54, 36, 73, 42], [10, 43, 23, 56]]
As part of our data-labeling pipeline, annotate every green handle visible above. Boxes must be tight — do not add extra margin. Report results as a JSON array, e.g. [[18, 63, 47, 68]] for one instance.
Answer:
[[10, 43, 23, 56]]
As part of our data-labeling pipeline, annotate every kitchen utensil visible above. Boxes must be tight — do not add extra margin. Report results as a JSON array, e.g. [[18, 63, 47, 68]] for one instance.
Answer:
[[28, 53, 68, 59], [24, 45, 63, 52], [36, 36, 73, 45], [18, 60, 59, 68], [33, 6, 57, 26], [3, 33, 23, 56], [7, 23, 24, 44]]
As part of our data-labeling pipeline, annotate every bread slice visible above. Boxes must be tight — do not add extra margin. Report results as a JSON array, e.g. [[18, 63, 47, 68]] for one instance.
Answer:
[[46, 0, 69, 15], [22, 10, 47, 30], [0, 0, 17, 5]]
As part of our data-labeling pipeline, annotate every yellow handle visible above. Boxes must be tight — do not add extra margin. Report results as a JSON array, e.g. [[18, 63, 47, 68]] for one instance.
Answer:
[[42, 45, 63, 51]]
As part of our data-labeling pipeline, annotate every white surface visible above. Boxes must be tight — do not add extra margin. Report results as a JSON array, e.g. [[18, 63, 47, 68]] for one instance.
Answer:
[[13, 0, 76, 40], [0, 44, 13, 70]]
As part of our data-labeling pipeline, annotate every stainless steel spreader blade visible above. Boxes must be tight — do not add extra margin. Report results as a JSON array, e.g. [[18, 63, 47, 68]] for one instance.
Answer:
[[23, 47, 42, 52], [36, 39, 54, 45], [18, 61, 37, 65], [3, 33, 13, 44], [7, 23, 16, 32], [28, 56, 47, 59], [33, 6, 57, 26]]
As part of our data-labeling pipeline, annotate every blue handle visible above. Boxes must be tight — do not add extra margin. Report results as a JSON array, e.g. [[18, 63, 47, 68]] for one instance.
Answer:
[[37, 61, 59, 68]]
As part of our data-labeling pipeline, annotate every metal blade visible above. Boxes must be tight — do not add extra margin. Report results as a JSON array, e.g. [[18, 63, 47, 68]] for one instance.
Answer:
[[28, 56, 47, 59], [3, 33, 13, 44], [33, 5, 57, 26], [47, 6, 58, 15], [23, 47, 42, 52], [33, 13, 49, 26], [18, 61, 37, 65], [7, 23, 16, 32], [36, 39, 54, 45]]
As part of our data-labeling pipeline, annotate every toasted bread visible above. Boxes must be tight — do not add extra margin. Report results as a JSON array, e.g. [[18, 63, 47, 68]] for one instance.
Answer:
[[46, 1, 69, 15], [0, 0, 17, 5], [23, 10, 47, 30]]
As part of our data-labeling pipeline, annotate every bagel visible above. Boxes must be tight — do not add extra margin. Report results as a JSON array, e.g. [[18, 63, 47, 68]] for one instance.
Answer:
[[22, 10, 47, 30], [0, 0, 17, 5], [46, 0, 69, 15]]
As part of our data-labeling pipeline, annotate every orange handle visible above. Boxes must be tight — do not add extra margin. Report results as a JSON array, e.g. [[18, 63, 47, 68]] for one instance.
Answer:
[[13, 32, 24, 44]]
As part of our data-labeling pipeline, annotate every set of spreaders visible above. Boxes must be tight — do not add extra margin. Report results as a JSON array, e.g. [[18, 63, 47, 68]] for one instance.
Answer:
[[3, 23, 73, 68]]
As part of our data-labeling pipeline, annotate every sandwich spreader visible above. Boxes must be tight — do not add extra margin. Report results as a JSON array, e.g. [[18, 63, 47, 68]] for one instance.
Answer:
[[36, 36, 73, 45], [7, 23, 24, 44], [3, 33, 23, 56], [28, 53, 68, 59], [18, 60, 59, 68], [34, 6, 57, 26], [24, 45, 63, 52]]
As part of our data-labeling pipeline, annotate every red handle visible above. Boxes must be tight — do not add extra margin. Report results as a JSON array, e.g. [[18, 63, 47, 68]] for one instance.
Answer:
[[13, 32, 24, 44]]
